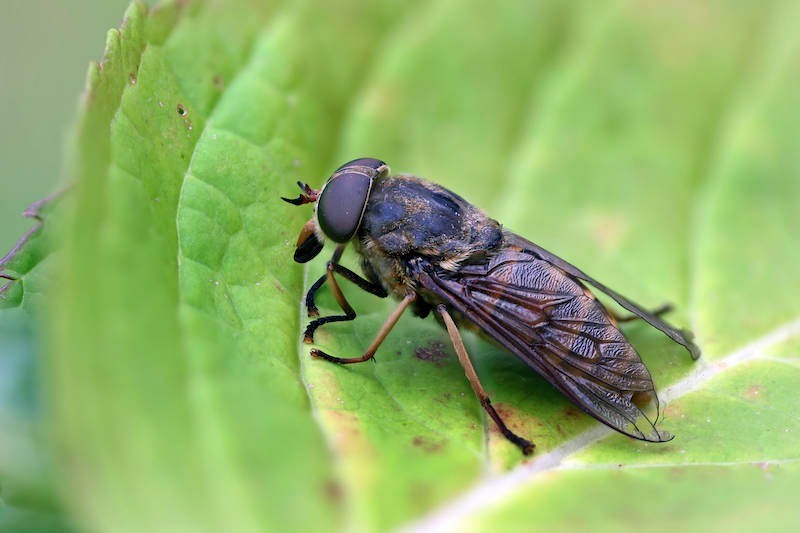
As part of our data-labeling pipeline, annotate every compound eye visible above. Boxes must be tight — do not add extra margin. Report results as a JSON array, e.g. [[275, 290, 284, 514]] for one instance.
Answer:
[[336, 157, 386, 173], [317, 172, 372, 242]]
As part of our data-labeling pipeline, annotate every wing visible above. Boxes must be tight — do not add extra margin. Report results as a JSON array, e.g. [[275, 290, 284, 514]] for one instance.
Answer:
[[505, 233, 701, 360], [411, 240, 674, 442]]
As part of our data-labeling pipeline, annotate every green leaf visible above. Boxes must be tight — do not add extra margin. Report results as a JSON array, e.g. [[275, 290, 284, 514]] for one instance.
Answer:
[[0, 308, 72, 533], [1, 192, 71, 528], [2, 0, 799, 531]]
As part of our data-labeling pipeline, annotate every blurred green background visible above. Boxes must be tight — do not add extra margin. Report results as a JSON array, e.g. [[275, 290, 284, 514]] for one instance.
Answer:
[[0, 1, 129, 253]]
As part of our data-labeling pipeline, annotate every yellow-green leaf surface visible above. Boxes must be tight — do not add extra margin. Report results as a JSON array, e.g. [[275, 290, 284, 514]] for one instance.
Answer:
[[1, 0, 798, 531]]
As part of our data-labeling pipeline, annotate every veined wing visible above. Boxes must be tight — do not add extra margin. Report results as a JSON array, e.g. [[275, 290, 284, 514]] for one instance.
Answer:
[[505, 233, 701, 360], [412, 240, 673, 442]]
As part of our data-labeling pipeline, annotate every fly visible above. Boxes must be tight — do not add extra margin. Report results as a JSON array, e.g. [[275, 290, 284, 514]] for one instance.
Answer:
[[282, 158, 701, 455]]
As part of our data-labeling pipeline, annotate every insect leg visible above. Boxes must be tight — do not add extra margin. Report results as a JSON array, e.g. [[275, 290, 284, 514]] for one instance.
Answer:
[[304, 245, 347, 318], [311, 293, 416, 364], [329, 263, 388, 298], [610, 303, 673, 323], [304, 263, 357, 343], [304, 245, 387, 318], [305, 274, 328, 318], [436, 305, 535, 456]]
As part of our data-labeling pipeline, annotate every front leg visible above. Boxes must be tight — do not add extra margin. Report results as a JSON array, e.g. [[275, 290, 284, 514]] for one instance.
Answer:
[[311, 293, 416, 364], [304, 263, 356, 343], [304, 246, 388, 341], [304, 245, 346, 318], [306, 262, 388, 317]]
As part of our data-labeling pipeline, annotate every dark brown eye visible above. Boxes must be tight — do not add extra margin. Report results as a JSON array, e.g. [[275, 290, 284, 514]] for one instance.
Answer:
[[317, 171, 372, 242]]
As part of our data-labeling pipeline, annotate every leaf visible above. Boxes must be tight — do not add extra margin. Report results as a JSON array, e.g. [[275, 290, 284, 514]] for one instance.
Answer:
[[0, 308, 71, 533], [2, 0, 799, 531], [0, 192, 71, 528]]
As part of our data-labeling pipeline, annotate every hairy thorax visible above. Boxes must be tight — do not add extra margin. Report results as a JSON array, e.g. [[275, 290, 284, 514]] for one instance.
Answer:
[[354, 174, 503, 301]]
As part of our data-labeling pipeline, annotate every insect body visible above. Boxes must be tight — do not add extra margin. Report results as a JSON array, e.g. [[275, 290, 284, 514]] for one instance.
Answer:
[[282, 158, 700, 455]]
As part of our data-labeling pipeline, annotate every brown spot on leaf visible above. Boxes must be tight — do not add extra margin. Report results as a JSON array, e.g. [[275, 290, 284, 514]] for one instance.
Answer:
[[434, 391, 453, 405], [412, 436, 443, 453], [323, 479, 344, 504], [129, 72, 137, 85], [213, 74, 224, 90], [744, 385, 763, 401], [177, 103, 187, 116], [414, 340, 449, 367]]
